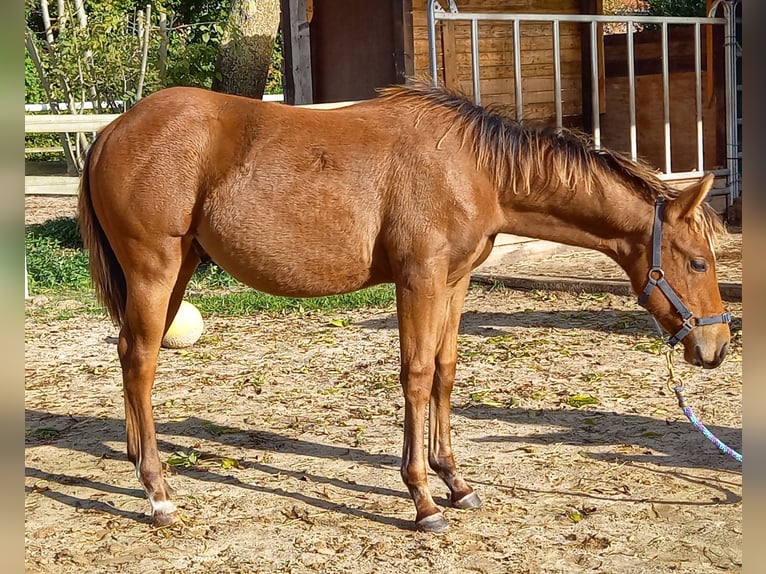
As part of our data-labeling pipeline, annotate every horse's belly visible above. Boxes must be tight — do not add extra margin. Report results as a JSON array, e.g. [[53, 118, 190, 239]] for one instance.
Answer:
[[196, 226, 384, 298]]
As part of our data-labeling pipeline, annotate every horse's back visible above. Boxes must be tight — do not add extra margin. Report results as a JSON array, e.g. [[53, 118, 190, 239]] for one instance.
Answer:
[[87, 88, 405, 296]]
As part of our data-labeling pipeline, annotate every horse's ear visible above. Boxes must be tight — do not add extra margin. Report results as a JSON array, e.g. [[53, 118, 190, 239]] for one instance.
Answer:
[[666, 173, 714, 222]]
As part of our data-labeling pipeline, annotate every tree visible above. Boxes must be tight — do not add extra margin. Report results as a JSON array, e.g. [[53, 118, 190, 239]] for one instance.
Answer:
[[212, 0, 281, 98]]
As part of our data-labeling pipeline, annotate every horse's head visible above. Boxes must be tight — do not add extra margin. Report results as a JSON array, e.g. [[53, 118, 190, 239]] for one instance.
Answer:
[[626, 174, 730, 368]]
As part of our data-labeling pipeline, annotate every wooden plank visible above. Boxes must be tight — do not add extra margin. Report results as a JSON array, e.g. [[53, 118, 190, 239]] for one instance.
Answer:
[[25, 146, 64, 154], [24, 114, 119, 133], [457, 62, 582, 81], [441, 21, 459, 90], [414, 38, 581, 63], [25, 175, 79, 196], [412, 20, 582, 41], [411, 0, 580, 24]]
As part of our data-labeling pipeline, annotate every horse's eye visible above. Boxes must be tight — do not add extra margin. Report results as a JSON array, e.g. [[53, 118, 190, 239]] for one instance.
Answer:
[[690, 258, 708, 272]]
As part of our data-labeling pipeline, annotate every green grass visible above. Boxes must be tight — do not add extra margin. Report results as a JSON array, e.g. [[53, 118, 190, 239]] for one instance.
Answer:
[[189, 284, 395, 315], [25, 218, 90, 292], [25, 216, 397, 315]]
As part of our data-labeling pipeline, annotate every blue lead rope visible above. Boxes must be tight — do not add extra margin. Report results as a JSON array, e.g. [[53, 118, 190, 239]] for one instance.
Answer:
[[673, 384, 742, 463], [664, 348, 742, 464]]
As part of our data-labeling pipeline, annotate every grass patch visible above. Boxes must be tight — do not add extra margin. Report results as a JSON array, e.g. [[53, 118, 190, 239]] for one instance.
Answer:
[[25, 218, 397, 314], [188, 284, 395, 316], [25, 217, 90, 292]]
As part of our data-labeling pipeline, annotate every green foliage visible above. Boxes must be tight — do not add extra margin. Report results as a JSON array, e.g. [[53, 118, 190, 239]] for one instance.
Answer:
[[25, 0, 157, 112], [646, 0, 706, 17], [603, 0, 705, 16], [265, 28, 283, 95], [24, 51, 45, 104], [162, 19, 226, 88], [25, 0, 284, 108], [167, 449, 201, 468]]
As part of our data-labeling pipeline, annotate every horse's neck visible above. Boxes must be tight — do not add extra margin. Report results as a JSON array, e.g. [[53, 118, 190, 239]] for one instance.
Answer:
[[498, 179, 652, 260]]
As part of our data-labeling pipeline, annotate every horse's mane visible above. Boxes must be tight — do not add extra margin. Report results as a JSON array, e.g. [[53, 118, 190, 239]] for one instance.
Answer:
[[379, 81, 724, 239]]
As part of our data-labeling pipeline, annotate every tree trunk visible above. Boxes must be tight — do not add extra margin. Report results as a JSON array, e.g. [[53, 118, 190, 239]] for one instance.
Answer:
[[213, 0, 281, 99]]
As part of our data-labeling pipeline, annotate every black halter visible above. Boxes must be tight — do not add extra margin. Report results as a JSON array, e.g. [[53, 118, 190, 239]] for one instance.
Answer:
[[637, 197, 731, 347]]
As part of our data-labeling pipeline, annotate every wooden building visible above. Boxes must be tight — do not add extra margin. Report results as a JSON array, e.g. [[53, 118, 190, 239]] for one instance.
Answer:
[[280, 1, 728, 179], [282, 0, 593, 125]]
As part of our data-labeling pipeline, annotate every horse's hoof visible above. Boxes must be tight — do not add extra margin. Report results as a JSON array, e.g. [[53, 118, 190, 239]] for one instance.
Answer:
[[452, 491, 482, 510], [416, 512, 449, 533], [151, 511, 178, 528]]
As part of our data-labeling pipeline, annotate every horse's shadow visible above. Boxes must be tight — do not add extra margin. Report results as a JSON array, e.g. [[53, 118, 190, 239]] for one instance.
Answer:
[[359, 308, 742, 337], [25, 399, 742, 528]]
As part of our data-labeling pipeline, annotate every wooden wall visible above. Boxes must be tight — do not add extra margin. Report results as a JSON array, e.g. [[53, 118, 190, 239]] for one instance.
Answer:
[[599, 27, 725, 173], [411, 0, 585, 122]]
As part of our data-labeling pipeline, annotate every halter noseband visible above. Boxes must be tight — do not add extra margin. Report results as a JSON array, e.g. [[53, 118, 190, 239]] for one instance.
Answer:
[[637, 197, 731, 347]]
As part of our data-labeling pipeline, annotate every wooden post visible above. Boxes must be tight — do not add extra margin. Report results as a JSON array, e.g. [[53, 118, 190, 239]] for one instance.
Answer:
[[281, 0, 313, 104]]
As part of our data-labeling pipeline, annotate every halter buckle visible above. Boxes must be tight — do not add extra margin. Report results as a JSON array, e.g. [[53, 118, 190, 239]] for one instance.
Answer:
[[647, 267, 664, 282]]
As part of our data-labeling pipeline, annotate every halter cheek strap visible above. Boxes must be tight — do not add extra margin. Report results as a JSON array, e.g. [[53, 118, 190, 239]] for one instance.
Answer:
[[637, 197, 731, 347]]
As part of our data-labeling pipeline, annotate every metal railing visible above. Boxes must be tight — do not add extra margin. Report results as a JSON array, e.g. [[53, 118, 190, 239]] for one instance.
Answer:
[[426, 0, 740, 202]]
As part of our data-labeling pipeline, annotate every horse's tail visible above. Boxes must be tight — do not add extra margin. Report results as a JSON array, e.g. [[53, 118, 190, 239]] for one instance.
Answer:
[[78, 143, 127, 326]]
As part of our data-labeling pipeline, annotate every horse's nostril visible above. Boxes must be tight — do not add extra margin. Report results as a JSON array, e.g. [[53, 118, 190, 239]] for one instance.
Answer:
[[718, 342, 729, 362], [692, 345, 703, 367]]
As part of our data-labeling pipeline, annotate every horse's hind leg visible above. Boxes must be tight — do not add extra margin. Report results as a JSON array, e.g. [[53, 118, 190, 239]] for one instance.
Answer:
[[428, 275, 481, 510], [120, 244, 199, 527]]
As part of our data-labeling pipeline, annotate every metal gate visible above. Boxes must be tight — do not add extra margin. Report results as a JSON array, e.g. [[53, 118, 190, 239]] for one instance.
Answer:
[[426, 0, 741, 204]]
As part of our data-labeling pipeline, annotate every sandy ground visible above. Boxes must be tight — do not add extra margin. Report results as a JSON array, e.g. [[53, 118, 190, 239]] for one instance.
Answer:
[[25, 196, 742, 573]]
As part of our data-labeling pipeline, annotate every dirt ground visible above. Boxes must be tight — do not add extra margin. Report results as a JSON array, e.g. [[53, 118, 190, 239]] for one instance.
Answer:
[[25, 197, 742, 573]]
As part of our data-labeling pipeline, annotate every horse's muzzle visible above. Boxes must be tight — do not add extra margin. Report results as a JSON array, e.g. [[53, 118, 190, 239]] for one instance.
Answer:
[[683, 328, 729, 369]]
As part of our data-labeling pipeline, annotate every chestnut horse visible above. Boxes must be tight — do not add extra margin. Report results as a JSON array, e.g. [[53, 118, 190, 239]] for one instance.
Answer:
[[78, 82, 730, 532]]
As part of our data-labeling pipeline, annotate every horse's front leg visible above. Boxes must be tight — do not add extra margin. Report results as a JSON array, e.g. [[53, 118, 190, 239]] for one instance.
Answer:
[[428, 274, 481, 510], [395, 266, 450, 532]]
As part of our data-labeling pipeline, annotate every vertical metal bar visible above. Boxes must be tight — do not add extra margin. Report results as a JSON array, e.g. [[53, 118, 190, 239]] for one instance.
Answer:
[[627, 20, 637, 161], [694, 22, 704, 173], [471, 18, 481, 105], [427, 0, 438, 85], [513, 19, 523, 120], [725, 3, 739, 201], [590, 21, 600, 148], [552, 19, 562, 127], [661, 21, 671, 173]]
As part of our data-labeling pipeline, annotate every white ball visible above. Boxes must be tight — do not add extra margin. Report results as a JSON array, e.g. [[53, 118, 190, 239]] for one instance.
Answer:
[[162, 301, 204, 348]]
